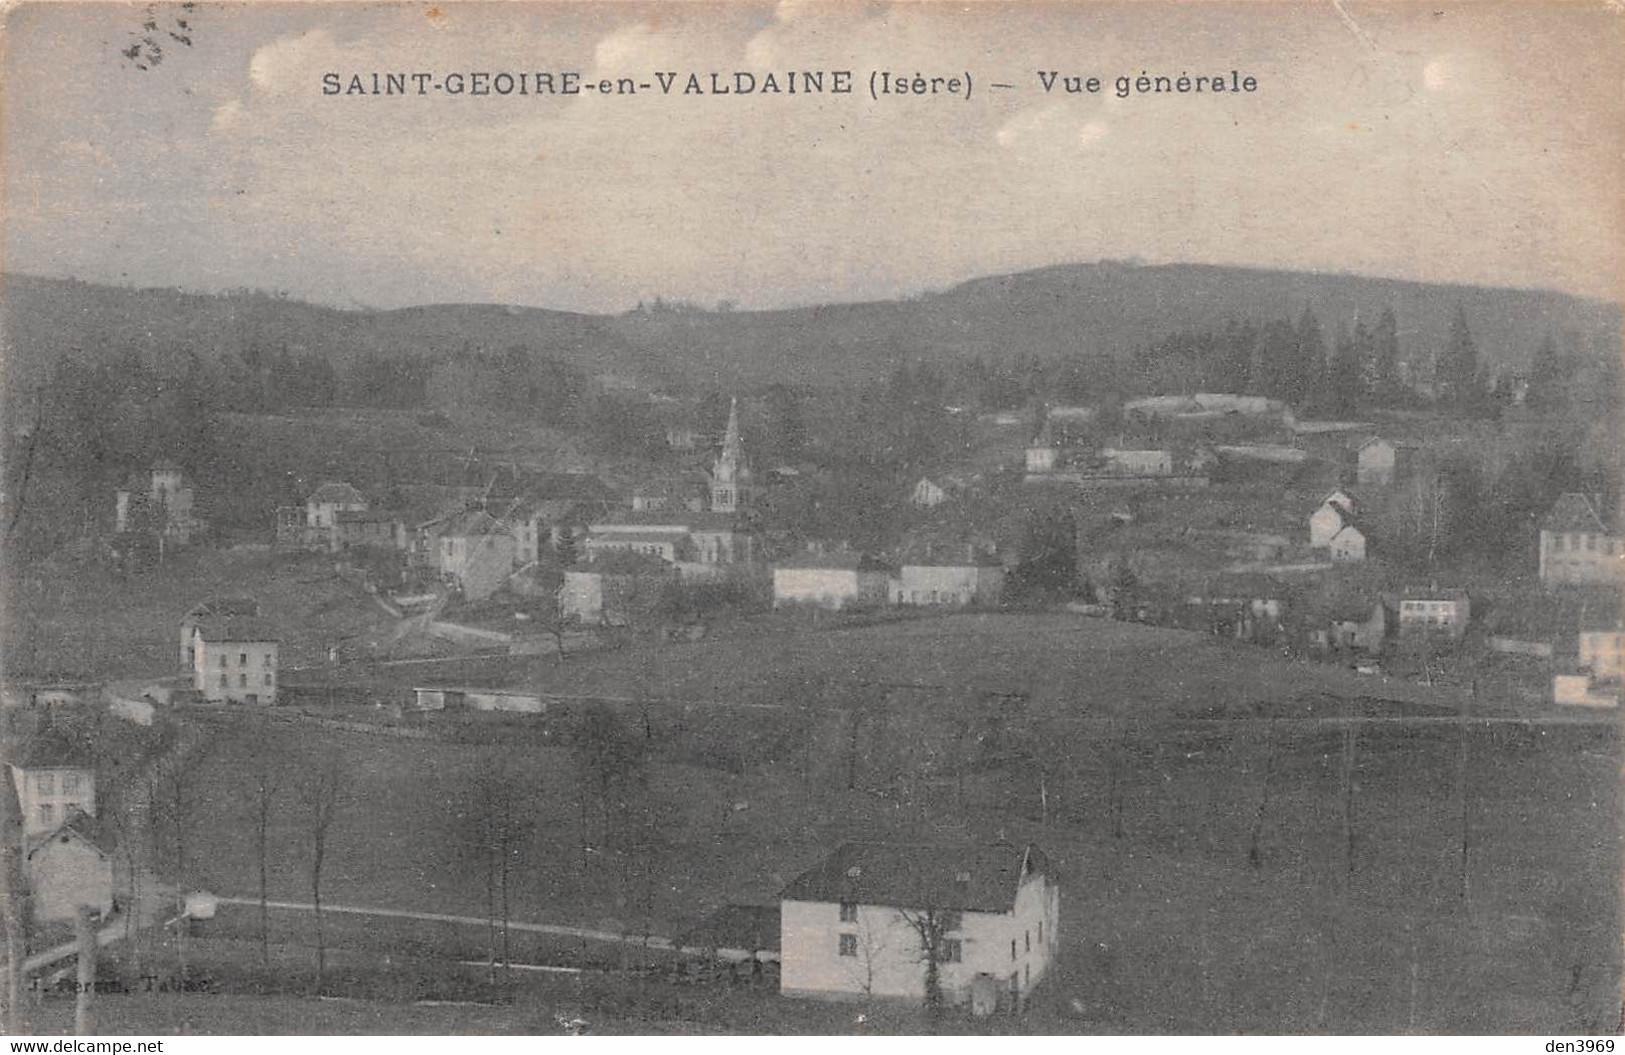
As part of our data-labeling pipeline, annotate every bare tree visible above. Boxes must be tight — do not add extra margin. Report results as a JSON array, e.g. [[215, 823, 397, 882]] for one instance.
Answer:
[[301, 750, 346, 993], [1248, 715, 1277, 868], [843, 909, 895, 999], [896, 906, 955, 1013], [151, 740, 208, 979], [463, 764, 532, 980], [251, 740, 281, 968]]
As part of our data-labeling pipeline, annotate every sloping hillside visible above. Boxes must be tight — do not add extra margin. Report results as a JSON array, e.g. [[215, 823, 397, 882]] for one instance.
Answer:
[[3, 262, 1618, 395]]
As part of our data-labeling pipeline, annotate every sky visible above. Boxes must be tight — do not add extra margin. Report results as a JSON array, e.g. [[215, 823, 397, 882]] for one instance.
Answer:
[[2, 0, 1621, 312]]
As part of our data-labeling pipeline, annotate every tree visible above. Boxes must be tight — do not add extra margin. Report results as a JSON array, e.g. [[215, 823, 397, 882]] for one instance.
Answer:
[[1010, 506, 1077, 600], [1293, 308, 1328, 413], [1525, 332, 1568, 411], [1439, 304, 1482, 412], [461, 764, 533, 980], [301, 750, 346, 993], [1370, 309, 1402, 405], [896, 906, 956, 1013], [250, 731, 281, 968]]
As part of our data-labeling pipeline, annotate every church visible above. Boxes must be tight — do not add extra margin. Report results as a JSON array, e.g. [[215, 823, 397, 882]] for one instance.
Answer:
[[584, 397, 757, 569]]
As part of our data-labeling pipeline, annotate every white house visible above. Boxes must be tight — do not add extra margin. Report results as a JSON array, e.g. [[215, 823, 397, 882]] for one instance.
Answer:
[[773, 557, 889, 611], [114, 460, 201, 544], [437, 510, 518, 601], [179, 596, 261, 670], [305, 481, 369, 529], [1308, 494, 1356, 548], [1554, 671, 1620, 708], [9, 728, 96, 837], [1578, 607, 1625, 682], [1538, 493, 1622, 586], [1355, 436, 1408, 486], [191, 616, 279, 704], [1393, 588, 1471, 640], [894, 562, 1005, 607], [27, 810, 115, 923], [1329, 523, 1368, 563], [779, 841, 1059, 1011], [1024, 444, 1058, 475], [1101, 449, 1173, 476], [910, 477, 950, 509]]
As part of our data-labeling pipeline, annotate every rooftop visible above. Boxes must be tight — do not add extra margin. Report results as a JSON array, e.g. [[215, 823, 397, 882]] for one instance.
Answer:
[[1543, 493, 1613, 535], [440, 510, 512, 538], [27, 807, 117, 858], [11, 727, 93, 770], [195, 615, 281, 643], [779, 841, 1049, 913], [308, 481, 368, 506]]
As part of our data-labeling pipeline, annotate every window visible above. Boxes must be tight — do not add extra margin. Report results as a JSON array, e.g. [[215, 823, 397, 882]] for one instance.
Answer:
[[1555, 535, 1567, 551], [838, 933, 858, 957], [36, 773, 54, 795], [1025, 964, 1030, 986], [38, 805, 53, 826], [219, 655, 227, 669], [263, 673, 273, 686], [839, 902, 858, 923], [1038, 921, 1044, 945], [264, 653, 272, 666], [938, 939, 962, 964], [239, 674, 248, 688], [61, 774, 79, 794], [1011, 939, 1017, 961], [219, 674, 228, 688], [1025, 931, 1031, 953], [939, 911, 962, 933], [240, 652, 248, 665]]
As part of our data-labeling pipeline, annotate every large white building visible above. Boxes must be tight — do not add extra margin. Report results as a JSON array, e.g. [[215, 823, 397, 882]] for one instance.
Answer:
[[1539, 493, 1622, 587], [894, 561, 1005, 607], [772, 557, 889, 611], [191, 615, 280, 704], [9, 728, 96, 837], [779, 842, 1059, 1011]]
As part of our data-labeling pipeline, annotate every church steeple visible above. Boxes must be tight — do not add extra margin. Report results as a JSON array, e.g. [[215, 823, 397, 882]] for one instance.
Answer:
[[710, 396, 750, 514]]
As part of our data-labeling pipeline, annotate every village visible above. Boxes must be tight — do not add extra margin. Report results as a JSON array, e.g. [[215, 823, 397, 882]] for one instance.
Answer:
[[3, 309, 1621, 1034]]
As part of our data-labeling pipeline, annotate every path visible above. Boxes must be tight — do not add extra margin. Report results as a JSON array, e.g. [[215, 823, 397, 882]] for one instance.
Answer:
[[213, 896, 777, 962]]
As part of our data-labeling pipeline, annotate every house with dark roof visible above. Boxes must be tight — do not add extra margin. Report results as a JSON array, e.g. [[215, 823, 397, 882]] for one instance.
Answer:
[[9, 728, 95, 837], [305, 481, 369, 529], [26, 808, 115, 923], [1328, 519, 1369, 563], [436, 510, 517, 601], [190, 615, 280, 704], [893, 546, 1006, 608], [1539, 493, 1622, 587], [778, 841, 1058, 1009], [180, 596, 261, 670], [1309, 491, 1357, 549], [114, 460, 201, 544]]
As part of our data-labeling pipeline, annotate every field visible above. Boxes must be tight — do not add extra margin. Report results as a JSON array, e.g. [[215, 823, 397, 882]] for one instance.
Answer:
[[129, 613, 1621, 1034], [2, 547, 396, 681]]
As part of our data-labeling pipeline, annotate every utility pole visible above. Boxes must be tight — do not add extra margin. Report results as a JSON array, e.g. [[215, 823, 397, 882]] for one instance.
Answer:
[[75, 906, 97, 1036]]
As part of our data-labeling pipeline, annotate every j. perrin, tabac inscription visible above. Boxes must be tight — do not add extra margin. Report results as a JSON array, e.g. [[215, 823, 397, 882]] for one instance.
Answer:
[[1, 0, 1620, 1042]]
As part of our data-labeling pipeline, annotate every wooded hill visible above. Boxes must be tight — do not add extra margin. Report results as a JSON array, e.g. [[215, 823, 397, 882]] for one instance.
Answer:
[[2, 261, 1618, 398]]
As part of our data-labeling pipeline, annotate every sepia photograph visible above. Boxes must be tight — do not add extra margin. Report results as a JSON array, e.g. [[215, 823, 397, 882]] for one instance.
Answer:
[[0, 0, 1621, 1038]]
